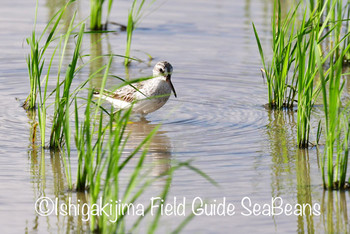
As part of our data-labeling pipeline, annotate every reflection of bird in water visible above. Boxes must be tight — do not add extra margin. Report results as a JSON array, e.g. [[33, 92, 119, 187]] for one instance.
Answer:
[[94, 61, 177, 116], [125, 118, 172, 177]]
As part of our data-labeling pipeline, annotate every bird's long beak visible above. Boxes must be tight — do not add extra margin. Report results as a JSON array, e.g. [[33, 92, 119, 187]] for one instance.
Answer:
[[167, 74, 177, 98]]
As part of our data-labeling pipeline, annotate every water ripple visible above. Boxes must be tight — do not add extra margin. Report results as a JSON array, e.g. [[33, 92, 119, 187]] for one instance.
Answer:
[[160, 93, 267, 155]]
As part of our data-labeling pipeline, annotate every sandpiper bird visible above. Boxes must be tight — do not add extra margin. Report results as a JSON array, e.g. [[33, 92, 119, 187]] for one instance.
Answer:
[[94, 61, 177, 115]]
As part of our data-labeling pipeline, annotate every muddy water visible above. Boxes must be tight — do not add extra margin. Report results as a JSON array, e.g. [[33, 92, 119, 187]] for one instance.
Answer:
[[0, 0, 349, 233]]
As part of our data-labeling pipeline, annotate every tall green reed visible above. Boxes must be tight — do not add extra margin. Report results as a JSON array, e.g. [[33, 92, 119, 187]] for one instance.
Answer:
[[316, 43, 350, 189], [49, 21, 85, 149], [296, 0, 349, 148], [313, 0, 350, 189], [94, 118, 215, 233], [124, 0, 155, 66], [296, 22, 318, 148], [25, 1, 216, 232], [314, 0, 350, 187], [24, 0, 75, 111], [294, 3, 325, 148], [90, 0, 114, 30], [73, 95, 215, 232], [253, 1, 298, 109], [342, 2, 350, 62], [25, 0, 82, 148], [68, 55, 216, 231], [75, 55, 113, 192], [254, 0, 350, 149], [72, 80, 216, 232]]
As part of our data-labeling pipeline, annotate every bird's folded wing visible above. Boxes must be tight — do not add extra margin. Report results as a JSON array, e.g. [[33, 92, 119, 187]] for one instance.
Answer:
[[94, 82, 146, 103]]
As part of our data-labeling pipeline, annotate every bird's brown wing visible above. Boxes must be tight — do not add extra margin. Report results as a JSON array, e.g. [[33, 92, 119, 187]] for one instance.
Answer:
[[111, 82, 146, 102]]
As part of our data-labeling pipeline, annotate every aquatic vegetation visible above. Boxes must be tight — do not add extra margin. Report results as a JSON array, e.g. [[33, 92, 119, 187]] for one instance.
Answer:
[[295, 1, 328, 148], [24, 0, 214, 232], [254, 0, 350, 149], [253, 1, 318, 147], [254, 0, 350, 187], [125, 0, 155, 66], [295, 0, 350, 148], [75, 55, 112, 192], [253, 1, 298, 110], [16, 0, 350, 232], [71, 57, 212, 232], [29, 31, 211, 232], [72, 92, 213, 232], [24, 0, 74, 111], [316, 38, 350, 190], [296, 30, 317, 148], [342, 2, 350, 62], [90, 0, 114, 30], [50, 21, 85, 149], [25, 0, 79, 148], [308, 0, 350, 188]]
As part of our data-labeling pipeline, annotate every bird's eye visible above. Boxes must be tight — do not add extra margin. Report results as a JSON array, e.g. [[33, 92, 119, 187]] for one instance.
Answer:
[[159, 68, 164, 73]]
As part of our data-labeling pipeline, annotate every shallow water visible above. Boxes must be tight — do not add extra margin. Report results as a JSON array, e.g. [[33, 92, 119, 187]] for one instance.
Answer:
[[1, 0, 350, 233]]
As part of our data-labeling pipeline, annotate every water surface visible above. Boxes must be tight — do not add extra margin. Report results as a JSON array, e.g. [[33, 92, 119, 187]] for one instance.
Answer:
[[0, 0, 349, 233]]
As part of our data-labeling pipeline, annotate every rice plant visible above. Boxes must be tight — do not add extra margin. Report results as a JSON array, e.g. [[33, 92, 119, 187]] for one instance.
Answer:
[[295, 0, 350, 148], [253, 1, 299, 109], [25, 0, 82, 148], [75, 55, 112, 192], [73, 88, 215, 232], [312, 0, 350, 189], [342, 2, 350, 63], [309, 0, 325, 12], [296, 25, 317, 148], [73, 96, 215, 232], [67, 55, 215, 231], [316, 40, 350, 189], [24, 1, 215, 232], [49, 22, 85, 149], [90, 0, 114, 30], [90, 116, 214, 232], [24, 0, 75, 111], [254, 0, 350, 149], [294, 4, 325, 148], [124, 0, 155, 66]]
